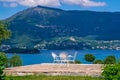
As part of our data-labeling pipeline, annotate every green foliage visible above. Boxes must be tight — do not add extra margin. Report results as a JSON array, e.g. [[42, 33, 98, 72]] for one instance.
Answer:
[[0, 22, 11, 80], [104, 55, 116, 64], [102, 64, 120, 80], [9, 54, 22, 67], [93, 59, 103, 64], [84, 54, 95, 62], [0, 21, 11, 45], [75, 60, 82, 64], [118, 59, 120, 64], [0, 52, 7, 80], [0, 66, 6, 80], [0, 52, 7, 66]]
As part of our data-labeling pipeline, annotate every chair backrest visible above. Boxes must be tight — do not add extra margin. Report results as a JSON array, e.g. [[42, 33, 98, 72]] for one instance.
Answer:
[[73, 52, 77, 60], [59, 52, 67, 60], [52, 52, 57, 59]]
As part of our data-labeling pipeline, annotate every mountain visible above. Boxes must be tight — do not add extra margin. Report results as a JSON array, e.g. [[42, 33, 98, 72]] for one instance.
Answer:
[[2, 6, 120, 50]]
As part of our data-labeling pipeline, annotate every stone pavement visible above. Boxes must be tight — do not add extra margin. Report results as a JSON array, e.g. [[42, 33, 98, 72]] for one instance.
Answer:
[[4, 64, 103, 76]]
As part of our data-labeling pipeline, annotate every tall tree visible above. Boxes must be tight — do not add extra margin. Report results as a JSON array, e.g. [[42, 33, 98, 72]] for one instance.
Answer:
[[0, 21, 11, 45], [9, 54, 22, 67], [0, 21, 11, 80]]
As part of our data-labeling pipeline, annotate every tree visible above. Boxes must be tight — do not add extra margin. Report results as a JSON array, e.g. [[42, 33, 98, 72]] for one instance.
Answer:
[[84, 54, 95, 62], [104, 55, 116, 64], [0, 22, 11, 80], [93, 59, 103, 64], [0, 21, 11, 45], [9, 54, 22, 67]]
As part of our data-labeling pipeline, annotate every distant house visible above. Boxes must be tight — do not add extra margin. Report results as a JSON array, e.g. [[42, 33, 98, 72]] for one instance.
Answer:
[[116, 47, 120, 50], [0, 45, 11, 51]]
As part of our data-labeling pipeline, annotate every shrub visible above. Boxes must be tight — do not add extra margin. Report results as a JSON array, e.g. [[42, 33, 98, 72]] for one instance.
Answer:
[[0, 52, 7, 66], [117, 59, 120, 64], [0, 52, 7, 80], [93, 59, 103, 64], [84, 54, 95, 62], [75, 60, 82, 64], [102, 64, 120, 80], [104, 55, 116, 64]]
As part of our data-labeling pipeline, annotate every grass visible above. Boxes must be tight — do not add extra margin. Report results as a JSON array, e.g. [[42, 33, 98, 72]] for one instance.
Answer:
[[6, 75, 104, 80]]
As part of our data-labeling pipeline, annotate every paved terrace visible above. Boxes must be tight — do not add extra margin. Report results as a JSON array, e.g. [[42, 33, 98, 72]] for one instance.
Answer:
[[4, 64, 103, 76]]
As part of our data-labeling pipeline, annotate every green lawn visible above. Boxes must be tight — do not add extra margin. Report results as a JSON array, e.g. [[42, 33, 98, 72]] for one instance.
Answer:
[[6, 75, 104, 80]]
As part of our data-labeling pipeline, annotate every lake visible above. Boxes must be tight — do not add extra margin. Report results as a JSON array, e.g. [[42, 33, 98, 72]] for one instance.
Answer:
[[7, 50, 120, 65]]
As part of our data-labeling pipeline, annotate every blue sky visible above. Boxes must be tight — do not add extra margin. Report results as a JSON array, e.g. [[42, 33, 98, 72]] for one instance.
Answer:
[[0, 0, 119, 20]]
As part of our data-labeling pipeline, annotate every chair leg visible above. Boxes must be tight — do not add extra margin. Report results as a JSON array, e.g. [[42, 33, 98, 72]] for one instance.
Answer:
[[57, 61, 58, 64], [61, 60, 63, 64], [67, 61, 69, 67], [74, 61, 75, 64]]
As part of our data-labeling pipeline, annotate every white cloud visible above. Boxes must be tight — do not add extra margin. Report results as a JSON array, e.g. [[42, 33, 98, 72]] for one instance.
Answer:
[[3, 3, 9, 7], [61, 0, 106, 7], [0, 0, 106, 7], [18, 0, 61, 7], [2, 2, 17, 7], [10, 2, 17, 7]]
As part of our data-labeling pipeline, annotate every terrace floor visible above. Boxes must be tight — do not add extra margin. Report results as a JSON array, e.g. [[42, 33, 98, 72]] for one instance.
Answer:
[[4, 64, 103, 76]]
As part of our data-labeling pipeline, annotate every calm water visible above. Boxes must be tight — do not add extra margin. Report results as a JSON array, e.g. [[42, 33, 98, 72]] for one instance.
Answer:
[[7, 50, 120, 65]]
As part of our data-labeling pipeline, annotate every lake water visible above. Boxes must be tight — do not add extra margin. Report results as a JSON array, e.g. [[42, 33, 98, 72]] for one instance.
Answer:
[[7, 50, 120, 65]]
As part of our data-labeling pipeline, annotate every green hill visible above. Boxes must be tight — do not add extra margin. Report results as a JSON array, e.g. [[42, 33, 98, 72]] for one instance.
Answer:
[[2, 6, 120, 50]]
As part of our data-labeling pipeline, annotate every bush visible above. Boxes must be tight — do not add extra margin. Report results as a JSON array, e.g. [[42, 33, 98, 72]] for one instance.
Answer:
[[102, 64, 120, 80], [93, 59, 103, 64], [9, 54, 22, 67], [0, 52, 7, 80], [117, 59, 120, 64], [75, 60, 82, 64], [0, 52, 7, 66], [104, 55, 116, 64], [84, 54, 95, 62]]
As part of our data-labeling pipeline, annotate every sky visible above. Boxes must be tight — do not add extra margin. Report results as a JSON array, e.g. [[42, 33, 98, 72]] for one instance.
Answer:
[[0, 0, 120, 20]]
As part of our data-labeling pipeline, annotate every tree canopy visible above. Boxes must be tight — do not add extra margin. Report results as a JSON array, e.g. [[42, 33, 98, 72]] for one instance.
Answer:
[[0, 21, 11, 45], [9, 54, 22, 67], [104, 55, 116, 64], [84, 54, 95, 62]]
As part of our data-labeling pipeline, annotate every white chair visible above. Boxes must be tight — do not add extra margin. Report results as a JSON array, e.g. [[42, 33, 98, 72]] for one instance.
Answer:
[[59, 52, 68, 64], [68, 52, 77, 64], [51, 52, 60, 63]]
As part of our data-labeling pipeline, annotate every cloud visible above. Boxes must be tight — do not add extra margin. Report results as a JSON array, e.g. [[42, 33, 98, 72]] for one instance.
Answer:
[[0, 0, 106, 7], [18, 0, 61, 7], [61, 0, 106, 7], [10, 2, 17, 7], [2, 2, 17, 7]]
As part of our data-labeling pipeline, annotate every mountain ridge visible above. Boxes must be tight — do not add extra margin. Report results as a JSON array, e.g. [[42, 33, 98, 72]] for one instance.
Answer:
[[2, 6, 120, 50]]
